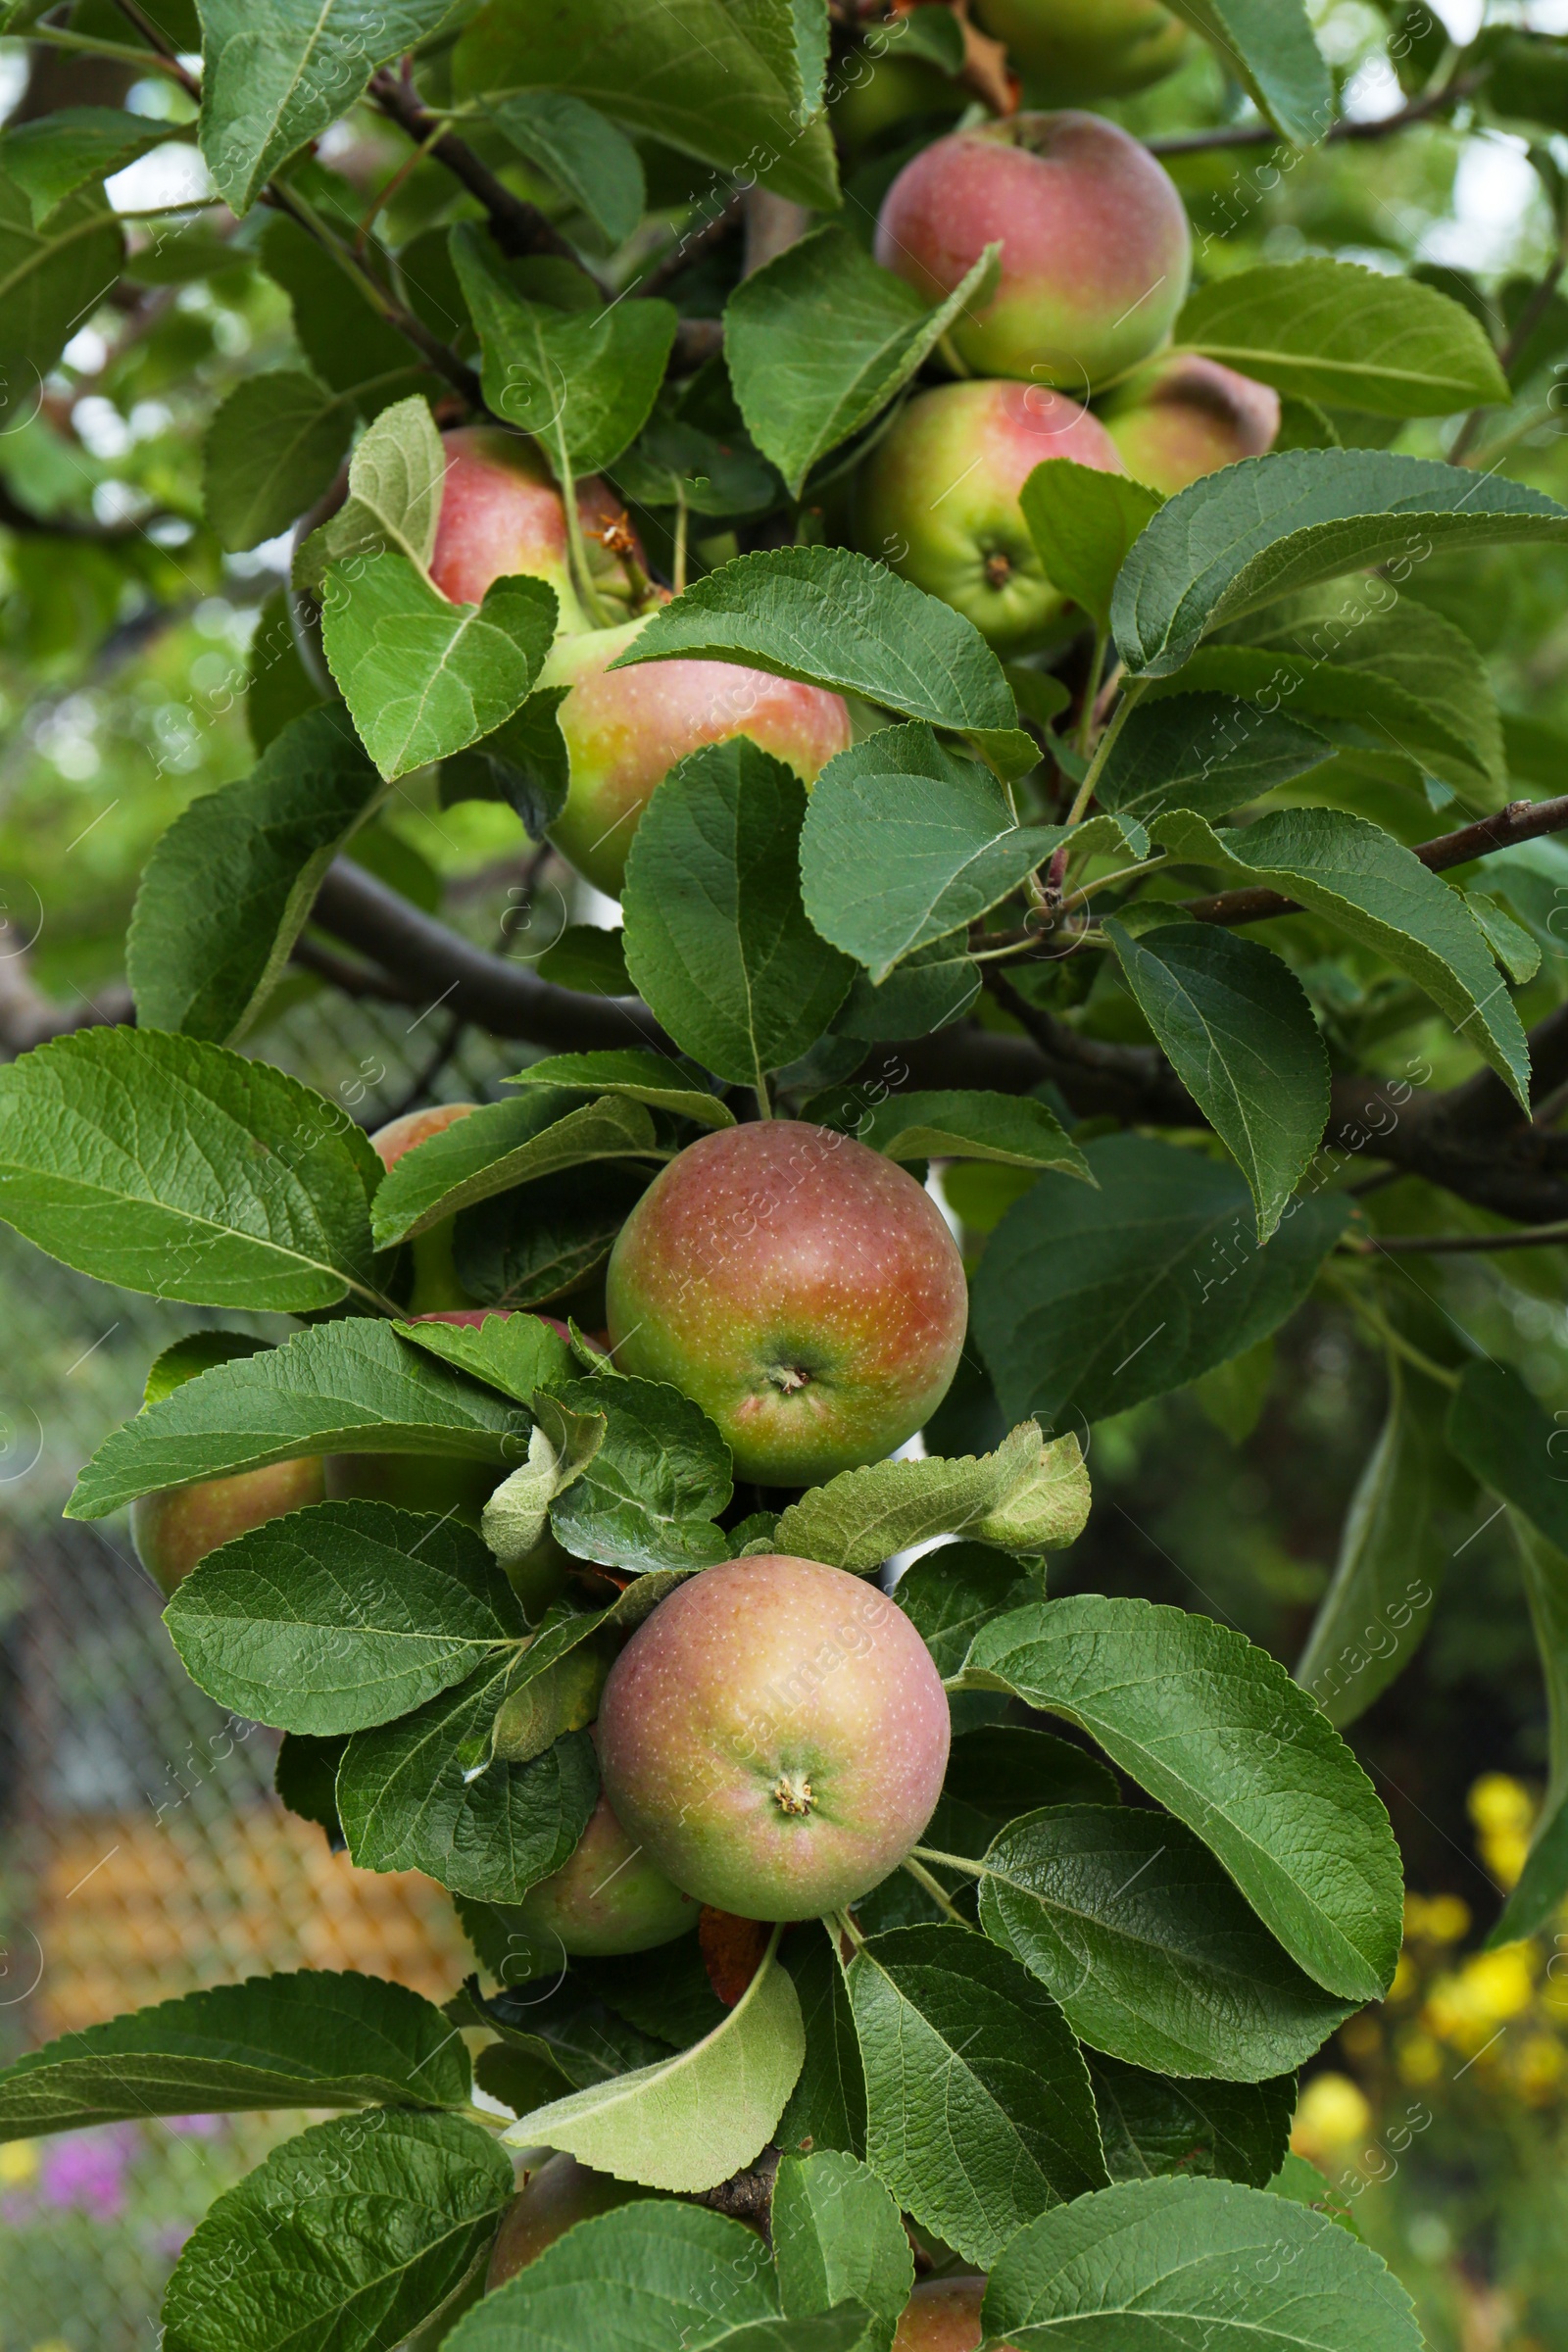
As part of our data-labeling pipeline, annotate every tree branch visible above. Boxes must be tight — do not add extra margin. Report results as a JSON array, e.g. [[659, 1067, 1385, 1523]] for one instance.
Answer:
[[1146, 74, 1486, 157], [367, 69, 583, 268]]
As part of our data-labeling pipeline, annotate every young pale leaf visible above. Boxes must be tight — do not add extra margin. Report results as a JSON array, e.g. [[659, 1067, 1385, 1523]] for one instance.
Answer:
[[203, 368, 355, 551], [198, 0, 458, 211], [622, 740, 856, 1090], [1176, 258, 1509, 416], [394, 1309, 574, 1406], [321, 552, 558, 780], [547, 1373, 733, 1573], [1090, 2053, 1296, 2188], [445, 2203, 781, 2352], [160, 2108, 512, 2352], [778, 1926, 867, 2160], [0, 1969, 468, 2138], [452, 0, 839, 210], [726, 226, 1000, 496], [1112, 449, 1568, 679], [896, 1554, 1045, 1682], [510, 1050, 736, 1128], [974, 1804, 1354, 2080], [128, 707, 384, 1045], [848, 1923, 1106, 2267], [1103, 920, 1329, 1243], [69, 1319, 523, 1521], [0, 106, 169, 224], [293, 392, 447, 590], [808, 1086, 1089, 1178], [1095, 692, 1331, 825], [0, 1029, 383, 1314], [452, 223, 676, 477], [453, 1164, 651, 1309], [1018, 461, 1164, 634], [800, 726, 1108, 978], [773, 2150, 913, 2352], [165, 1501, 525, 1736], [610, 548, 1034, 776], [775, 1421, 1089, 1573], [1167, 0, 1331, 144], [964, 1595, 1404, 2002], [1296, 1363, 1454, 1728], [982, 2176, 1421, 2352], [503, 1935, 805, 2190], [0, 176, 123, 432], [972, 1134, 1347, 1429], [1445, 1361, 1568, 1943], [484, 91, 646, 245], [1152, 805, 1530, 1106], [370, 1088, 661, 1246], [338, 1686, 598, 1901]]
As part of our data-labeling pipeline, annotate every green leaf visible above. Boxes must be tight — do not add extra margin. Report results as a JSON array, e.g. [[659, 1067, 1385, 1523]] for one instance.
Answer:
[[1268, 2149, 1361, 2233], [1019, 462, 1164, 635], [452, 223, 676, 478], [160, 2109, 512, 2352], [1166, 0, 1333, 147], [775, 1934, 865, 2164], [454, 1164, 652, 1310], [0, 107, 169, 224], [1467, 890, 1542, 984], [974, 1805, 1354, 2080], [832, 944, 980, 1041], [0, 175, 122, 430], [338, 1690, 598, 1902], [142, 1330, 271, 1408], [370, 1089, 661, 1246], [165, 1500, 525, 1736], [930, 1726, 1121, 1864], [275, 1731, 347, 1849], [198, 0, 459, 212], [485, 92, 646, 245], [847, 1923, 1106, 2268], [1176, 259, 1509, 416], [536, 923, 632, 997], [504, 1934, 804, 2191], [809, 1086, 1089, 1177], [293, 393, 447, 592], [611, 548, 1033, 777], [448, 2205, 785, 2352], [322, 552, 558, 781], [485, 1573, 682, 1760], [611, 409, 781, 518], [1296, 1363, 1452, 1729], [128, 708, 383, 1045], [393, 1308, 574, 1405], [453, 0, 840, 210], [800, 727, 1106, 980], [982, 2177, 1421, 2352], [964, 1595, 1404, 2002], [203, 368, 355, 552], [547, 1373, 733, 1573], [726, 227, 999, 497], [69, 1320, 525, 1521], [896, 1557, 1045, 1682], [776, 1421, 1089, 1573], [0, 1029, 383, 1314], [1151, 805, 1531, 1107], [442, 687, 573, 839], [1444, 1360, 1568, 1944], [773, 2151, 913, 2352], [972, 1134, 1347, 1429], [1112, 449, 1568, 680], [259, 214, 429, 403], [512, 1050, 735, 1130], [622, 740, 856, 1091], [1095, 693, 1331, 826], [0, 1970, 468, 2138], [1090, 2054, 1296, 2189], [1103, 920, 1329, 1244]]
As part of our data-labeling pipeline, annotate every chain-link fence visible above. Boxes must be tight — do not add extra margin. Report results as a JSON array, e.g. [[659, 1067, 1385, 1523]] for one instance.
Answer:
[[0, 989, 527, 2349]]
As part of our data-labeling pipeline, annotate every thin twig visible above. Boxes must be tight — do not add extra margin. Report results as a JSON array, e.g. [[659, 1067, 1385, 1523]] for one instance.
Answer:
[[1344, 1224, 1568, 1255], [1146, 74, 1485, 156]]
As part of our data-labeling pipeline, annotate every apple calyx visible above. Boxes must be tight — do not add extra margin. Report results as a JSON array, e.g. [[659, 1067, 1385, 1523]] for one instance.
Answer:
[[984, 550, 1014, 588], [771, 1770, 815, 1818], [767, 1361, 814, 1396]]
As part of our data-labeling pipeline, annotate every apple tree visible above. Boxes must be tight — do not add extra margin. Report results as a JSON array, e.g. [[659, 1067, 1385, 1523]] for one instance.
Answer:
[[1, 0, 1567, 2343]]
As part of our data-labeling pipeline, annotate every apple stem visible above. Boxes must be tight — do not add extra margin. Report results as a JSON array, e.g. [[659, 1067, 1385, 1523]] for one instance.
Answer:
[[753, 1067, 773, 1119], [1076, 626, 1109, 758], [673, 489, 690, 598], [561, 455, 614, 628], [1064, 677, 1145, 828], [902, 1855, 966, 1923]]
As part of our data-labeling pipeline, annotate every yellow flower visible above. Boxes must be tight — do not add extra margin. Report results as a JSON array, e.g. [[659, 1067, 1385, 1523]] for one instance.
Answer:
[[1291, 2073, 1371, 2163], [0, 2139, 37, 2185], [1510, 2034, 1565, 2104], [1389, 1954, 1419, 2002], [1469, 1775, 1536, 1889], [1425, 1945, 1538, 2049], [1425, 1894, 1472, 1944], [1396, 2032, 1443, 2086]]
